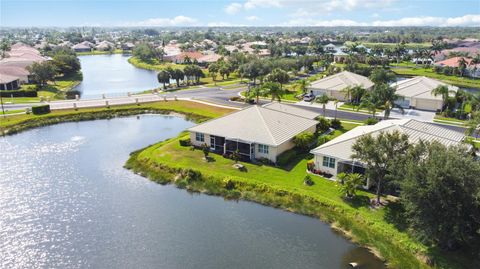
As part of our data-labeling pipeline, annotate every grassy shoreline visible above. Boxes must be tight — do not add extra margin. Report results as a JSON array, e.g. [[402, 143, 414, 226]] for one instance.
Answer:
[[0, 100, 233, 135], [125, 134, 433, 269], [76, 49, 126, 56], [392, 67, 480, 89]]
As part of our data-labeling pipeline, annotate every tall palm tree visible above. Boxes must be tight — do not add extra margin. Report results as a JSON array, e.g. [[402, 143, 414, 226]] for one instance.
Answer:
[[157, 70, 170, 89], [470, 54, 480, 79], [262, 82, 285, 102], [431, 85, 455, 112], [313, 94, 330, 117], [412, 47, 422, 67], [375, 84, 404, 119], [458, 57, 468, 77], [358, 92, 381, 118]]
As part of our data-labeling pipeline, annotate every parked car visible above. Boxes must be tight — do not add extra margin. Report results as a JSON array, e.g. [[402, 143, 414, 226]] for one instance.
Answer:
[[303, 93, 315, 102]]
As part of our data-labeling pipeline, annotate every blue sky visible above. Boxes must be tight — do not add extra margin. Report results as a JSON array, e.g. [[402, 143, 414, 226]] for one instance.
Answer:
[[1, 0, 479, 27]]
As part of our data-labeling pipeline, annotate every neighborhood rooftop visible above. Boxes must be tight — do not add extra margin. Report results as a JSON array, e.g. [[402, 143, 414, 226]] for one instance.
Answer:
[[188, 105, 318, 146], [391, 76, 458, 101], [311, 119, 465, 161], [310, 70, 374, 92], [262, 102, 320, 119]]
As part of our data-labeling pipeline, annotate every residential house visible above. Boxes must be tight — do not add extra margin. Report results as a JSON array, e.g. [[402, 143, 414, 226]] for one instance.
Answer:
[[95, 41, 115, 51], [188, 105, 318, 163], [310, 119, 466, 185], [390, 76, 458, 111], [72, 43, 92, 53], [324, 43, 336, 52], [309, 71, 374, 101], [0, 43, 48, 86], [435, 57, 480, 78], [0, 74, 20, 90]]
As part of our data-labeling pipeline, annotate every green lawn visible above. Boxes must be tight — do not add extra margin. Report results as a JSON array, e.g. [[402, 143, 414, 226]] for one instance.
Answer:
[[0, 109, 24, 115], [128, 57, 186, 71], [392, 67, 480, 89]]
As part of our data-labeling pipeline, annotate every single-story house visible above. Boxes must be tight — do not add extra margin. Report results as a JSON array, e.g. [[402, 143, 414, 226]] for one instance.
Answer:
[[310, 119, 466, 185], [390, 76, 458, 111], [324, 43, 336, 52], [434, 57, 480, 78], [188, 105, 318, 163], [309, 71, 374, 101], [95, 41, 115, 51], [72, 43, 92, 52], [0, 74, 20, 90], [262, 102, 321, 119]]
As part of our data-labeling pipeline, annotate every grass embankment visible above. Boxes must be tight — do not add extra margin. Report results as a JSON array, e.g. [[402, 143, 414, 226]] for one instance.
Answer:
[[392, 67, 480, 89], [10, 72, 83, 104], [126, 130, 435, 269], [433, 115, 467, 126], [76, 49, 125, 56], [0, 100, 233, 135]]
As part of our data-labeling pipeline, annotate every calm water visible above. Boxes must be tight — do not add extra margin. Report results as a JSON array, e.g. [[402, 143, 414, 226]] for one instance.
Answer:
[[0, 115, 385, 269], [75, 54, 159, 98]]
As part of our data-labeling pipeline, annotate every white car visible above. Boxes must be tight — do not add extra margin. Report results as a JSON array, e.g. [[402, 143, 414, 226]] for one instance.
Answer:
[[303, 93, 315, 102]]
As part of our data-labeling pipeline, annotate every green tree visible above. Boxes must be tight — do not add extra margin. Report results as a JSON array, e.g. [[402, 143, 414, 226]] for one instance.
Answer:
[[374, 84, 404, 119], [201, 143, 210, 159], [294, 79, 310, 95], [266, 68, 290, 90], [262, 82, 285, 102], [157, 70, 170, 89], [208, 63, 219, 84], [52, 53, 81, 76], [26, 61, 58, 87], [313, 94, 329, 117], [248, 86, 266, 104], [352, 130, 410, 204], [172, 69, 184, 87], [0, 39, 11, 57], [369, 68, 396, 85], [358, 91, 382, 118], [431, 85, 455, 112], [401, 141, 480, 249], [293, 131, 316, 151], [219, 61, 232, 80], [132, 43, 155, 62]]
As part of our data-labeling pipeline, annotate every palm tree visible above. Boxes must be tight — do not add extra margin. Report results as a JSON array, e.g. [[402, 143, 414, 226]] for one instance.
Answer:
[[341, 86, 354, 104], [358, 92, 381, 118], [313, 94, 330, 117], [458, 57, 468, 77], [431, 85, 455, 112], [375, 84, 404, 119], [412, 47, 422, 67], [262, 82, 284, 102], [157, 70, 170, 89], [248, 86, 266, 104], [470, 54, 480, 79], [294, 79, 311, 95]]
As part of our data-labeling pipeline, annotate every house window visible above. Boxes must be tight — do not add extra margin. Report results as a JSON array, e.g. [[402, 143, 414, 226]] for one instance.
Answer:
[[258, 144, 269, 154], [195, 132, 204, 142], [322, 156, 335, 169]]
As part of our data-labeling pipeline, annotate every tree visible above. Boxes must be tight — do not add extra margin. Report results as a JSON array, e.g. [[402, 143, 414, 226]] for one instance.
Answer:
[[374, 83, 404, 119], [219, 61, 232, 80], [266, 68, 290, 90], [262, 82, 284, 102], [208, 63, 219, 84], [248, 86, 266, 104], [400, 141, 480, 249], [358, 91, 382, 118], [457, 57, 468, 77], [337, 173, 364, 198], [172, 69, 184, 87], [431, 85, 455, 112], [393, 42, 407, 64], [351, 130, 410, 204], [26, 61, 58, 87], [294, 79, 310, 95], [293, 131, 316, 151], [52, 53, 81, 76], [232, 149, 240, 164], [0, 39, 11, 57], [313, 94, 329, 117], [132, 43, 155, 62], [157, 70, 170, 89], [369, 68, 396, 85], [201, 143, 210, 159]]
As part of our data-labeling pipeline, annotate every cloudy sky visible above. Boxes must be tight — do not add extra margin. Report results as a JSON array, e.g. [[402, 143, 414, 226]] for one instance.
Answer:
[[1, 0, 479, 27]]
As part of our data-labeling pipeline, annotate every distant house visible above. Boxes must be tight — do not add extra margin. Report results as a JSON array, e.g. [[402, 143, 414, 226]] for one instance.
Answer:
[[0, 43, 47, 86], [0, 74, 20, 90], [72, 43, 92, 52], [310, 119, 466, 183], [309, 71, 374, 101], [188, 105, 318, 163], [435, 57, 480, 78], [95, 41, 115, 51], [170, 51, 204, 64], [122, 42, 135, 51], [197, 53, 222, 65], [324, 43, 336, 52], [390, 76, 458, 111]]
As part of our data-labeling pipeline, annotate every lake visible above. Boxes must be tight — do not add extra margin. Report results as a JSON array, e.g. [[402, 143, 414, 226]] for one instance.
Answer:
[[75, 54, 159, 98], [0, 115, 385, 269]]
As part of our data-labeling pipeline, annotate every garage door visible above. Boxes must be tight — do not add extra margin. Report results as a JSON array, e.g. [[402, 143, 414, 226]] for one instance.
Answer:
[[395, 98, 410, 108], [414, 99, 440, 111]]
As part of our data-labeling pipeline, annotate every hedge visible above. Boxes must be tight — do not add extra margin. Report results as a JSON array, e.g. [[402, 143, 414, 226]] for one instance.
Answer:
[[32, 105, 51, 115], [0, 90, 38, 98]]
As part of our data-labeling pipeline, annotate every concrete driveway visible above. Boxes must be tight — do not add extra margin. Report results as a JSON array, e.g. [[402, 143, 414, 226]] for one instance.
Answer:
[[389, 108, 436, 122]]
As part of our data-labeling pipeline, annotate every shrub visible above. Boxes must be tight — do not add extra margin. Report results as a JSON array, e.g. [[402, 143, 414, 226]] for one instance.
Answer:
[[316, 116, 331, 133], [182, 169, 202, 183], [179, 138, 191, 147], [317, 136, 330, 146], [223, 178, 236, 190], [65, 90, 81, 99], [293, 132, 316, 151], [277, 149, 297, 167], [365, 117, 379, 125], [306, 161, 315, 171], [0, 90, 37, 98], [257, 157, 274, 166], [201, 143, 210, 159], [304, 175, 314, 186], [31, 104, 51, 115], [330, 119, 342, 129]]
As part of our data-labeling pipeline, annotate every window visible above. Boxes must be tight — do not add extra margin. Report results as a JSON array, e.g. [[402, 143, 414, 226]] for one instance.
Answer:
[[258, 144, 269, 154], [195, 132, 204, 142], [322, 156, 335, 169]]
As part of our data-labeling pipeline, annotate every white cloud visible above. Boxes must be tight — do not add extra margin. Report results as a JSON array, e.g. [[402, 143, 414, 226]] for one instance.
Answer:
[[283, 14, 480, 27], [225, 3, 243, 14], [371, 13, 380, 18], [123, 16, 198, 27], [246, 16, 260, 21]]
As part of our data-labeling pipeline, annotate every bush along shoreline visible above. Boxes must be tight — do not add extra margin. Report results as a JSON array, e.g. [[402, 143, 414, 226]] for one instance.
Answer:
[[0, 107, 209, 136], [124, 141, 432, 269]]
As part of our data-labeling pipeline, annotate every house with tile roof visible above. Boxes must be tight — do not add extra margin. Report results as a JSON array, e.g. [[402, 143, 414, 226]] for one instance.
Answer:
[[390, 76, 458, 111], [308, 71, 374, 101], [310, 119, 466, 181], [188, 105, 318, 163]]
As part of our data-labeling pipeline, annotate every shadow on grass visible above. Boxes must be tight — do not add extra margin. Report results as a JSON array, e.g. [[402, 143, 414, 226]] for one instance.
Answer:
[[383, 201, 408, 232], [342, 195, 370, 209]]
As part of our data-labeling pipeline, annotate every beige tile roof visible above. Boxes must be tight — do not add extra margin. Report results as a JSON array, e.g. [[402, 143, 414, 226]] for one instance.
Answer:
[[262, 102, 320, 119], [0, 73, 19, 84], [311, 119, 465, 161], [391, 76, 458, 101], [310, 71, 374, 92], [188, 105, 318, 146]]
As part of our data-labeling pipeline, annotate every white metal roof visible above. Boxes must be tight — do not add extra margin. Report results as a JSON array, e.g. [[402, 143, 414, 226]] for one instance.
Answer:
[[188, 105, 318, 146], [310, 119, 465, 161], [262, 102, 320, 120], [310, 71, 374, 92], [391, 76, 458, 101]]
